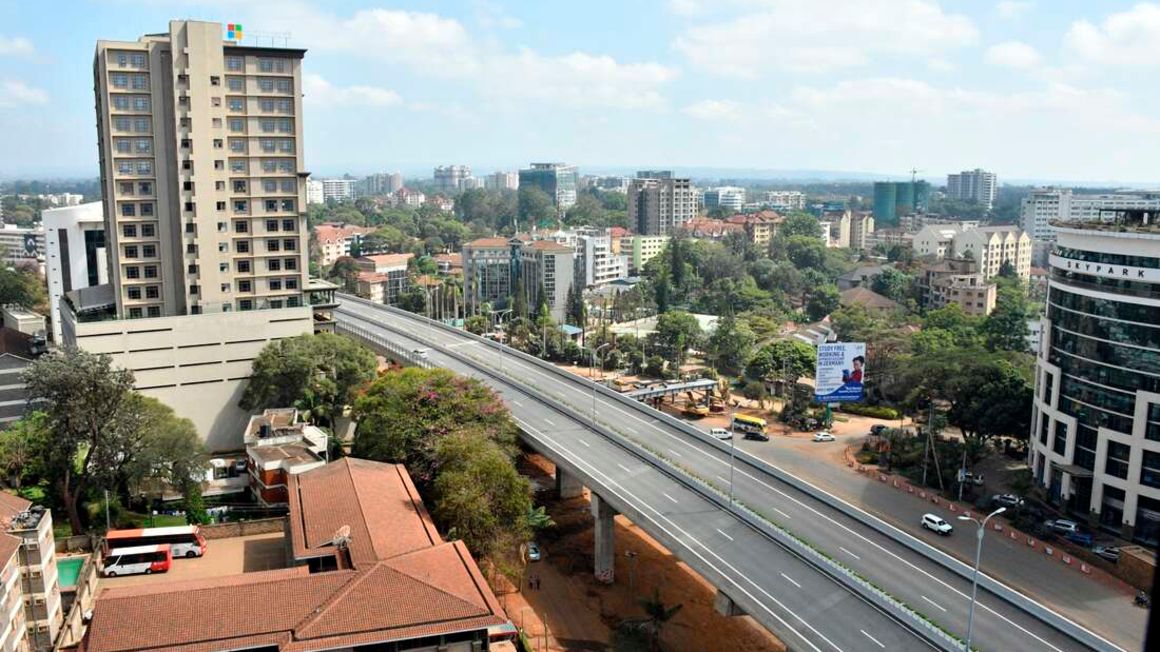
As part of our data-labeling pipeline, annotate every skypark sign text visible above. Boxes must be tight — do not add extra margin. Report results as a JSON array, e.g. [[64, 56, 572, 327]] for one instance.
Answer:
[[1050, 254, 1156, 282]]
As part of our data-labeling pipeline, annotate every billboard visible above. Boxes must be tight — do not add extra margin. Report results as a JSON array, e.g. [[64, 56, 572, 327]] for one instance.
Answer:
[[814, 342, 866, 403]]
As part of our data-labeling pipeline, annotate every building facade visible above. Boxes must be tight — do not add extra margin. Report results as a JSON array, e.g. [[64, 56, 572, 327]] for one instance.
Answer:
[[1020, 188, 1160, 264], [954, 225, 1032, 281], [620, 235, 668, 276], [462, 238, 515, 315], [519, 163, 578, 209], [1030, 210, 1160, 545], [354, 253, 412, 305], [313, 222, 374, 267], [0, 494, 62, 652], [849, 211, 875, 252], [484, 171, 518, 191], [43, 202, 107, 344], [764, 191, 806, 211], [873, 180, 931, 227], [627, 174, 696, 236], [702, 186, 745, 212], [919, 258, 996, 316], [319, 179, 355, 203], [358, 172, 402, 196], [520, 241, 575, 323], [432, 165, 471, 194], [946, 168, 998, 210], [0, 226, 45, 266], [305, 178, 323, 204]]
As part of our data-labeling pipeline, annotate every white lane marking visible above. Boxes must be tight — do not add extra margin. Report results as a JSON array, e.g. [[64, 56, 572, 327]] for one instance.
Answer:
[[512, 400, 524, 408], [662, 492, 678, 504], [774, 508, 792, 520], [668, 448, 683, 458], [616, 463, 633, 474], [716, 475, 729, 483], [921, 595, 947, 612], [512, 417, 840, 652], [860, 630, 885, 649], [780, 573, 801, 589], [578, 439, 591, 448], [717, 528, 734, 541], [543, 418, 556, 426], [447, 340, 476, 349], [839, 546, 860, 560]]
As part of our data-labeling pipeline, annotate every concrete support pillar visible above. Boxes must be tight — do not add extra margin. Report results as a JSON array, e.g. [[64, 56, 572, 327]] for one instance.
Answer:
[[555, 467, 583, 499], [714, 589, 745, 617], [591, 494, 616, 583]]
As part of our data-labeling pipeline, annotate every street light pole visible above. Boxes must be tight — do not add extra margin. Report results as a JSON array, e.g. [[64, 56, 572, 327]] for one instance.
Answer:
[[592, 343, 612, 425], [958, 506, 1006, 651], [728, 398, 736, 507]]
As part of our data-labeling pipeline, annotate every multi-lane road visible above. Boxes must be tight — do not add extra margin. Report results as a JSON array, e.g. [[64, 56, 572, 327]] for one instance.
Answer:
[[335, 297, 1138, 652]]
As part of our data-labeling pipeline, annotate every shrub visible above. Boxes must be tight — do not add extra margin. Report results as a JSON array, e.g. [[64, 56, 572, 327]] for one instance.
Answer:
[[840, 403, 900, 420]]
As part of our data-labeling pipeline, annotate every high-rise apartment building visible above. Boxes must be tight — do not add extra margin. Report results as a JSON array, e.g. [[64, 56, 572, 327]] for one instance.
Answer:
[[702, 186, 745, 212], [305, 178, 323, 204], [765, 191, 806, 211], [946, 168, 998, 210], [912, 223, 1031, 281], [1, 494, 63, 652], [359, 172, 402, 196], [93, 20, 309, 318], [849, 211, 875, 252], [320, 178, 356, 202], [484, 171, 518, 191], [69, 20, 316, 450], [1030, 209, 1160, 545], [519, 163, 578, 209], [627, 172, 696, 236], [1020, 188, 1160, 264], [873, 180, 931, 227], [43, 202, 107, 343], [433, 165, 471, 194]]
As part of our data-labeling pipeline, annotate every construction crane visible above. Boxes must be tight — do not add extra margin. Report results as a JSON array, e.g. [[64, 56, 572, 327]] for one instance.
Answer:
[[909, 168, 924, 183]]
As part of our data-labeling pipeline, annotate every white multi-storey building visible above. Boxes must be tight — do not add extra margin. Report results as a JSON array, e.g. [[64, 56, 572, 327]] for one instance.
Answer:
[[946, 168, 998, 210], [320, 179, 356, 202], [627, 172, 697, 236], [764, 190, 806, 211], [43, 202, 108, 343], [1021, 188, 1160, 264], [702, 186, 745, 212], [1030, 209, 1160, 545], [433, 165, 471, 194], [484, 171, 518, 191], [305, 178, 323, 204]]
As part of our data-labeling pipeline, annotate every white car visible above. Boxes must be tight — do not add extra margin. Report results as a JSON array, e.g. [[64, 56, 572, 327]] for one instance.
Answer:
[[710, 427, 732, 440], [921, 513, 953, 535], [812, 432, 835, 442], [411, 348, 430, 360]]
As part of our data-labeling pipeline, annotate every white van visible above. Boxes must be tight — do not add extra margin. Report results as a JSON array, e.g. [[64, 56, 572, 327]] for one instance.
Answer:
[[412, 348, 430, 360]]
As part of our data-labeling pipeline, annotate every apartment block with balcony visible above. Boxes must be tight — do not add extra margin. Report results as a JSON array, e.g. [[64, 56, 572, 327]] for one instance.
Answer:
[[0, 494, 61, 652], [627, 173, 696, 236], [244, 409, 327, 506], [0, 533, 25, 652]]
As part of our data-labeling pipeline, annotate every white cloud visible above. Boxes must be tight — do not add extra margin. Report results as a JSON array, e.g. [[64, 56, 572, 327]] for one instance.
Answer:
[[1065, 3, 1160, 66], [0, 36, 34, 57], [673, 0, 978, 76], [985, 41, 1042, 69], [996, 1, 1032, 19], [669, 0, 706, 16], [473, 0, 522, 29], [0, 80, 47, 107], [485, 50, 677, 109], [302, 74, 401, 107], [927, 58, 956, 72], [682, 99, 743, 120]]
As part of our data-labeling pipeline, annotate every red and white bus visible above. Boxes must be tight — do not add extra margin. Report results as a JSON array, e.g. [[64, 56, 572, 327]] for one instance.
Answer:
[[105, 525, 207, 559], [101, 544, 172, 577]]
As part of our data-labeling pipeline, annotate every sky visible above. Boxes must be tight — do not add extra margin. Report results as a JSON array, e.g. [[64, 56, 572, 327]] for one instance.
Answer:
[[1, 0, 1160, 184]]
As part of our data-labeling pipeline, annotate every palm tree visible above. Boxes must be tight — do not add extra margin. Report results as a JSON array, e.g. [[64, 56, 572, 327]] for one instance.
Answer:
[[637, 588, 683, 651]]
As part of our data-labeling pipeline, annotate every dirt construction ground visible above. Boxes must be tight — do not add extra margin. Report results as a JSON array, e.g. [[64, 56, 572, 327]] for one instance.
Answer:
[[509, 453, 786, 652]]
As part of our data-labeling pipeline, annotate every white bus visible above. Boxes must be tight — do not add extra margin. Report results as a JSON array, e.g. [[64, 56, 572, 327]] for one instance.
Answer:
[[102, 544, 172, 577], [105, 525, 207, 559]]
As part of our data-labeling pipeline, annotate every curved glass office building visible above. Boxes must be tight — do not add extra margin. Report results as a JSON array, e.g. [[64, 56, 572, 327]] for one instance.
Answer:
[[1030, 209, 1160, 545]]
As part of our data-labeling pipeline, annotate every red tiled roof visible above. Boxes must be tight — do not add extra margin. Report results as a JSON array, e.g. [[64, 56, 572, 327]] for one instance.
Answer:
[[313, 223, 374, 244], [465, 237, 513, 249], [357, 253, 413, 269], [609, 226, 631, 238], [0, 534, 20, 566], [434, 252, 463, 267], [682, 218, 744, 237], [0, 491, 31, 520]]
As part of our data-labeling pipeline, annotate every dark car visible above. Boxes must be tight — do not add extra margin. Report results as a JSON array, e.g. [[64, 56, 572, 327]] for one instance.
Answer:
[[744, 431, 770, 442], [1065, 531, 1094, 548], [870, 424, 888, 436]]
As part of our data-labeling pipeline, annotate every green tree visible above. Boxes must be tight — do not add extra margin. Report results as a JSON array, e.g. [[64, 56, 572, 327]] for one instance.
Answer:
[[778, 213, 823, 239], [706, 314, 755, 376], [0, 412, 47, 489], [397, 285, 428, 314], [649, 311, 702, 368], [518, 186, 556, 227], [746, 340, 816, 386], [464, 314, 489, 335], [782, 235, 828, 270], [22, 348, 136, 533], [511, 277, 529, 319], [804, 283, 840, 321], [0, 265, 47, 310], [870, 267, 913, 303], [241, 333, 377, 427], [983, 285, 1031, 352], [326, 256, 362, 294]]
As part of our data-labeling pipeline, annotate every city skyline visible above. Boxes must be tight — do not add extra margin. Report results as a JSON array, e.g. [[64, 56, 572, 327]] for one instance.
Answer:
[[2, 1, 1160, 183]]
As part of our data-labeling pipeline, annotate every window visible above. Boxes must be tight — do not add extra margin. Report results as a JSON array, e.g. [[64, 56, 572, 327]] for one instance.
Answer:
[[283, 238, 297, 251], [112, 95, 130, 111], [113, 117, 131, 132], [124, 245, 139, 259], [268, 259, 282, 271], [258, 58, 286, 73], [210, 75, 220, 86], [226, 56, 244, 72], [129, 307, 143, 319], [145, 285, 159, 299], [266, 218, 279, 231], [270, 299, 284, 309], [269, 279, 282, 291], [190, 285, 200, 296], [238, 280, 252, 293], [234, 200, 249, 213], [277, 160, 294, 172], [121, 203, 136, 217], [218, 242, 228, 253], [125, 266, 140, 279], [221, 284, 231, 293], [277, 99, 293, 114], [141, 223, 155, 237], [284, 257, 297, 270], [120, 182, 134, 195], [142, 244, 156, 258], [189, 264, 199, 274], [278, 118, 293, 133], [240, 299, 253, 311], [260, 138, 276, 153], [233, 180, 248, 193], [127, 286, 142, 300], [285, 277, 298, 290], [140, 203, 154, 216], [216, 181, 226, 191], [130, 74, 149, 90], [281, 199, 295, 212], [117, 160, 133, 174], [261, 160, 277, 172], [267, 239, 280, 252], [111, 72, 129, 88], [1106, 441, 1131, 479], [136, 160, 152, 175], [133, 96, 150, 111], [265, 200, 278, 213], [180, 138, 191, 149], [147, 306, 161, 318], [229, 118, 244, 132], [229, 98, 244, 112], [217, 201, 227, 211], [258, 78, 275, 92], [213, 118, 222, 128], [135, 138, 151, 153], [144, 265, 158, 278], [213, 138, 224, 149], [1143, 451, 1160, 490], [259, 99, 275, 113], [237, 260, 251, 273], [263, 179, 277, 192], [278, 138, 294, 153], [280, 179, 296, 193], [227, 77, 244, 92], [276, 78, 292, 94], [190, 243, 201, 254], [184, 201, 194, 212], [134, 117, 150, 133], [138, 181, 152, 194], [183, 180, 193, 191], [229, 139, 246, 153], [235, 220, 249, 233], [122, 224, 137, 238], [260, 118, 276, 133], [237, 240, 250, 253], [115, 139, 132, 154], [230, 159, 247, 173], [282, 218, 295, 231]]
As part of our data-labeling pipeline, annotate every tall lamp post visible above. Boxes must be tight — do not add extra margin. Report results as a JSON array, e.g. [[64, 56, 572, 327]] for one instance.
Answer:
[[591, 343, 612, 425], [958, 506, 1006, 650], [489, 308, 513, 374]]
